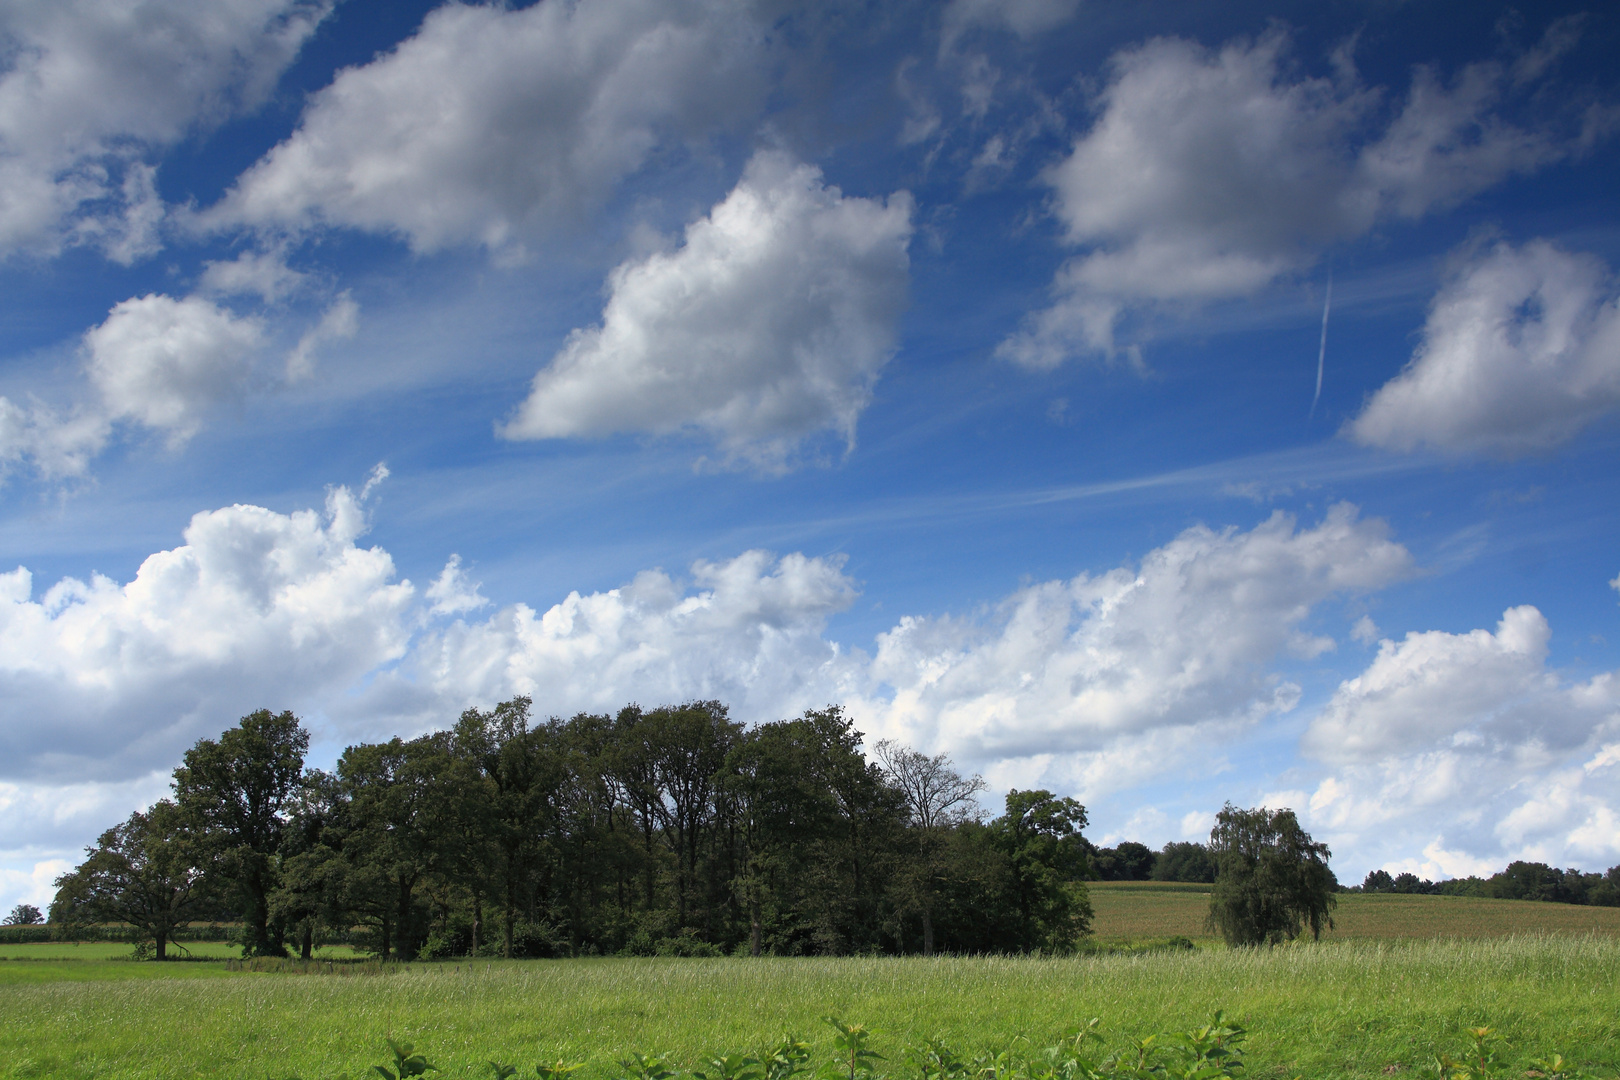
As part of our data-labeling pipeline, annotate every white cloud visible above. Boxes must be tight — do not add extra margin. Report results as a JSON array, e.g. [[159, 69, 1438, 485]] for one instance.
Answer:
[[367, 549, 862, 730], [285, 292, 358, 381], [211, 0, 765, 256], [1302, 605, 1620, 875], [0, 396, 109, 480], [199, 248, 308, 303], [1, 289, 357, 482], [1348, 240, 1620, 457], [1001, 25, 1587, 367], [84, 293, 265, 442], [849, 503, 1410, 775], [940, 0, 1080, 52], [502, 151, 914, 468], [0, 0, 332, 259], [0, 483, 415, 782], [1304, 606, 1561, 764], [425, 555, 488, 618]]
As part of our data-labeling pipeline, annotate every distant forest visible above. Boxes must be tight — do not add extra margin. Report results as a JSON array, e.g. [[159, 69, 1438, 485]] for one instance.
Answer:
[[39, 700, 1620, 960]]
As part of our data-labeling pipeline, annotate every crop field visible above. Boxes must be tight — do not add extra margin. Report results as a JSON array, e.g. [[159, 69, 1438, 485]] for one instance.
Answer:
[[1088, 882, 1620, 941], [1, 935, 1617, 1080]]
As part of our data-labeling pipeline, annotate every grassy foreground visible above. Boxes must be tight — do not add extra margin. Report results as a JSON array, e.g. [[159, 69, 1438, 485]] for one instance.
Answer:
[[1, 937, 1617, 1080]]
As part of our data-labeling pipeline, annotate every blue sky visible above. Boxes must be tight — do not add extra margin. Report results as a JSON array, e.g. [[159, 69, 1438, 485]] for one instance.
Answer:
[[3, 0, 1619, 913]]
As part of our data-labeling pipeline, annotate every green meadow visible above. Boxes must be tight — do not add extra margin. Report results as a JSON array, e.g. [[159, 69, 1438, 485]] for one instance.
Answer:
[[1, 933, 1617, 1080]]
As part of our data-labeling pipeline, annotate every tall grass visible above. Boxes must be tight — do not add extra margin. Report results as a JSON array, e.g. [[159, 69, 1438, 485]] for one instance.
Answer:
[[1, 936, 1615, 1079]]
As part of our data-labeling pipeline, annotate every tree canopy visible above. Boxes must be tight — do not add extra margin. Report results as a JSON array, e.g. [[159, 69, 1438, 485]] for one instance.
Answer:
[[1206, 803, 1336, 946], [55, 702, 1096, 959]]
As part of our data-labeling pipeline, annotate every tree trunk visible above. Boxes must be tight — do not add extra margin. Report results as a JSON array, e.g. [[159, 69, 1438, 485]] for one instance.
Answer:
[[921, 904, 935, 957], [300, 923, 313, 960], [472, 895, 483, 956], [397, 875, 416, 961], [155, 932, 168, 961], [503, 878, 516, 959], [750, 894, 762, 958]]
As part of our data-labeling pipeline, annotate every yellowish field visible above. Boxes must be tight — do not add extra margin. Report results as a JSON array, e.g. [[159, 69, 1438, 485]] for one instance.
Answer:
[[1087, 881, 1620, 941]]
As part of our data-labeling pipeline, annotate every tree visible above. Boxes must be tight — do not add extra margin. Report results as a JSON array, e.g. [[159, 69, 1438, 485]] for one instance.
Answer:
[[1361, 869, 1395, 893], [1152, 841, 1216, 883], [5, 903, 43, 926], [1092, 841, 1154, 881], [1207, 803, 1336, 946], [873, 739, 985, 955], [337, 734, 454, 961], [50, 801, 210, 959], [172, 709, 309, 956], [986, 789, 1093, 950]]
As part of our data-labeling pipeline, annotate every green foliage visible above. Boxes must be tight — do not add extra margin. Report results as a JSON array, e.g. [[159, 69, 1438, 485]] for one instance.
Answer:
[[1206, 804, 1335, 947], [621, 1052, 682, 1080], [759, 1037, 813, 1080], [821, 1019, 884, 1080], [535, 1056, 587, 1080], [172, 708, 309, 957], [374, 1038, 437, 1079], [4, 904, 42, 926], [1150, 844, 1215, 885], [49, 799, 213, 959]]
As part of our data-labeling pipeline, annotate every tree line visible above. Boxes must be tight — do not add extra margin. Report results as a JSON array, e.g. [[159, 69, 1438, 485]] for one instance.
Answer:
[[47, 701, 1345, 958], [50, 702, 1100, 960], [1357, 864, 1620, 906]]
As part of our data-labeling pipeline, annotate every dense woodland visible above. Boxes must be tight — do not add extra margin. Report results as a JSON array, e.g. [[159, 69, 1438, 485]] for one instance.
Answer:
[[49, 702, 1096, 960]]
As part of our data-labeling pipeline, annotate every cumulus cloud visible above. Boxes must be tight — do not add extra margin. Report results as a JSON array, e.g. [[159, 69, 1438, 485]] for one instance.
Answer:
[[1001, 23, 1590, 367], [211, 0, 765, 256], [84, 293, 265, 442], [0, 289, 359, 481], [1348, 240, 1620, 456], [503, 151, 914, 468], [1302, 605, 1620, 874], [367, 503, 1411, 799], [848, 503, 1412, 777], [0, 0, 332, 259], [370, 549, 862, 729], [0, 483, 414, 782]]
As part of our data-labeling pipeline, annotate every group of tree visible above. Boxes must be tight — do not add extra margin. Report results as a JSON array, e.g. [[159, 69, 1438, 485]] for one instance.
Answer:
[[1088, 840, 1217, 883], [1358, 862, 1620, 906], [50, 703, 1100, 960]]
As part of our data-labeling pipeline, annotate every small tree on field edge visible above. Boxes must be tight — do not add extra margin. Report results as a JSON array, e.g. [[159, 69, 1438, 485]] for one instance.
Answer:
[[1207, 803, 1336, 946], [5, 903, 42, 926]]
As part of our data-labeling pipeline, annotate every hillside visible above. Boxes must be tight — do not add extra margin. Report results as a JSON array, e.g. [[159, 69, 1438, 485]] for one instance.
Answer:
[[1088, 881, 1620, 941]]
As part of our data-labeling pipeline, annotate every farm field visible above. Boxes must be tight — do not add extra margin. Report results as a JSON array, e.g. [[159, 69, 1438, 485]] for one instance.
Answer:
[[1, 936, 1617, 1080], [0, 941, 363, 961], [1087, 881, 1620, 941]]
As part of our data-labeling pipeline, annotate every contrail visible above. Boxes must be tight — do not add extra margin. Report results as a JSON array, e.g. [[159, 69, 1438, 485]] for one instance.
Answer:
[[1310, 269, 1332, 418]]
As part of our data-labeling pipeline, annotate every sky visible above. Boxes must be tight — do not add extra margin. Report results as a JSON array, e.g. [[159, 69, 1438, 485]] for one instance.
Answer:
[[2, 0, 1619, 915]]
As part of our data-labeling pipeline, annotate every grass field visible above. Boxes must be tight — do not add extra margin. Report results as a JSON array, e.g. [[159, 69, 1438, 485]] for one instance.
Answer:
[[1088, 882, 1620, 941], [0, 937, 1616, 1080], [0, 941, 363, 962]]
